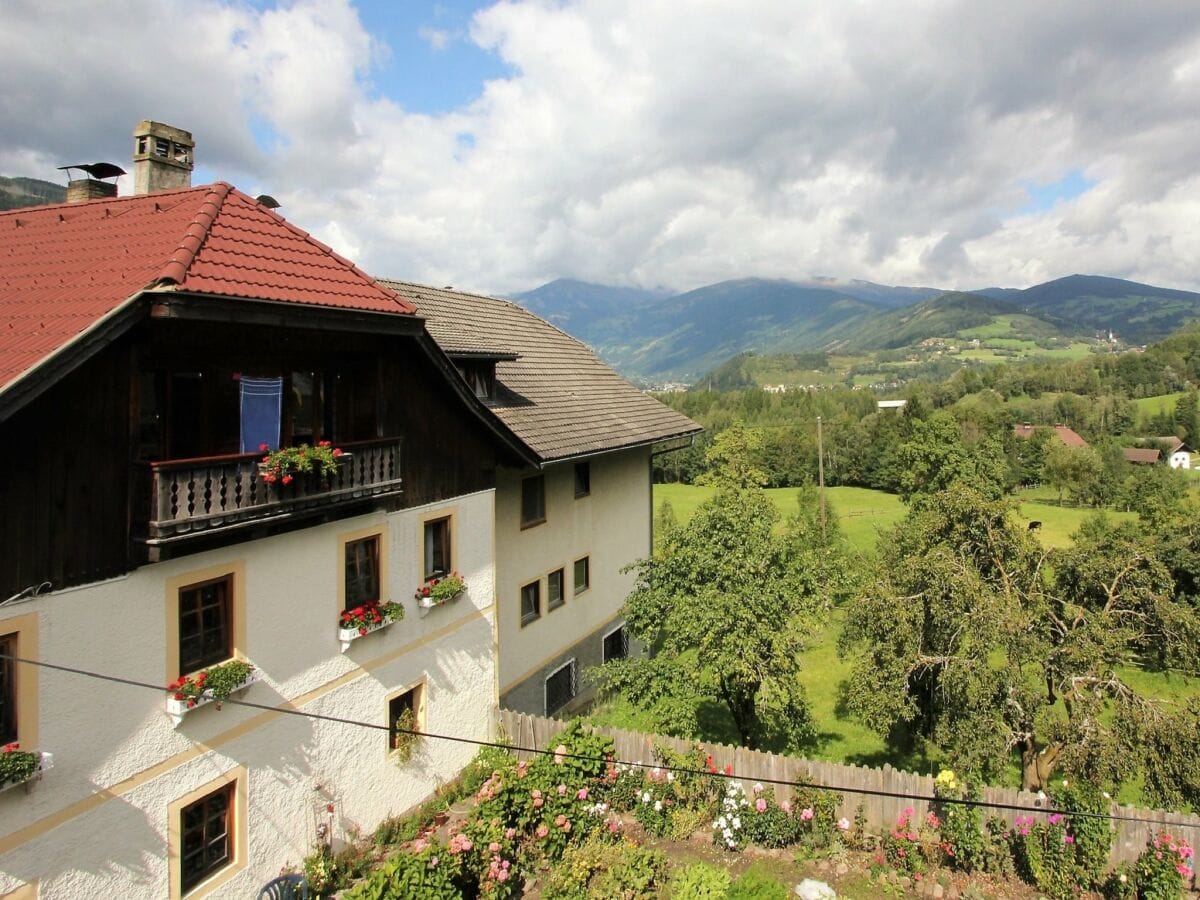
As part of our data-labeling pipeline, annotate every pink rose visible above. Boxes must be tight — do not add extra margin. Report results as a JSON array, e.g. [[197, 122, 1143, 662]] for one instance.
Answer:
[[577, 788, 589, 800], [536, 824, 549, 838], [756, 798, 767, 812], [801, 807, 814, 821]]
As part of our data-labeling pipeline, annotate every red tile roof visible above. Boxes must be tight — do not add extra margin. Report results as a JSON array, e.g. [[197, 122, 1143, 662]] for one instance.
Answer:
[[1012, 424, 1088, 448], [0, 183, 414, 391]]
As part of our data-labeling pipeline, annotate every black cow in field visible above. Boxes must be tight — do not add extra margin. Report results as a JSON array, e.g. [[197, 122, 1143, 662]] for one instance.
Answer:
[[1028, 521, 1042, 532]]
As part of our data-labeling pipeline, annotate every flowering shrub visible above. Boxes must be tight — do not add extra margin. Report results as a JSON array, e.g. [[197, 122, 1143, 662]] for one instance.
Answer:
[[740, 784, 801, 848], [883, 806, 944, 875], [1009, 810, 1077, 899], [712, 780, 750, 850], [633, 767, 677, 837], [340, 600, 404, 635], [166, 659, 254, 706], [342, 842, 464, 899], [259, 440, 343, 484], [1132, 832, 1195, 900], [0, 743, 40, 787], [415, 572, 467, 605], [933, 768, 986, 873]]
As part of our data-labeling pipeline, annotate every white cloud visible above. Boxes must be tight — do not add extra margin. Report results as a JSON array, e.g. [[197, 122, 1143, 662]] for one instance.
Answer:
[[418, 26, 453, 51], [3, 0, 1200, 294]]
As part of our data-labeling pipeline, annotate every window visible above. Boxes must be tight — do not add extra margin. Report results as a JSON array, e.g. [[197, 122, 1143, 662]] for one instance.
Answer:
[[520, 580, 541, 625], [547, 569, 565, 611], [179, 576, 232, 674], [423, 517, 452, 580], [574, 462, 591, 498], [603, 625, 629, 663], [345, 536, 381, 609], [457, 362, 496, 400], [388, 685, 422, 753], [0, 633, 15, 745], [180, 783, 234, 893], [545, 659, 577, 714], [521, 475, 545, 528], [573, 557, 590, 595]]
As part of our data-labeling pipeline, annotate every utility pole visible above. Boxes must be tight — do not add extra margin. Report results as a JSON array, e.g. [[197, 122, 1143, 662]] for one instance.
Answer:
[[817, 414, 826, 542]]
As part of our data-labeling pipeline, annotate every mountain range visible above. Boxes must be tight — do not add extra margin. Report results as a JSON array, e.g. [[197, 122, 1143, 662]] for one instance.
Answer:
[[515, 275, 1200, 381]]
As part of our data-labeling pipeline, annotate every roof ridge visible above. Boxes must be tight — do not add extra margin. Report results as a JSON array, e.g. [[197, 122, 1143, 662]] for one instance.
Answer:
[[379, 278, 598, 354], [156, 182, 233, 285], [0, 182, 214, 220], [262, 206, 414, 311]]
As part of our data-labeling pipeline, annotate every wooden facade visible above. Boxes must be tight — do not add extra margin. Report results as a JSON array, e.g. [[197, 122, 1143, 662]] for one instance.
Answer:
[[0, 305, 522, 598]]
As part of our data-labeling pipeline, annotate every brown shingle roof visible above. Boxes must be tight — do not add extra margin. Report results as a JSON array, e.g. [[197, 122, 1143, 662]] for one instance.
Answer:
[[381, 281, 702, 462], [1123, 447, 1161, 465]]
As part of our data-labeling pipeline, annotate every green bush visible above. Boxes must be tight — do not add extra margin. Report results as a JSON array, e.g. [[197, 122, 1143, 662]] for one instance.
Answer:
[[342, 845, 464, 900], [542, 837, 668, 900], [669, 862, 731, 898], [726, 862, 790, 900]]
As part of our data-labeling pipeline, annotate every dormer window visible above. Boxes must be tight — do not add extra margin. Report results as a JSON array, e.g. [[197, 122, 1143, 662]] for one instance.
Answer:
[[457, 361, 496, 401]]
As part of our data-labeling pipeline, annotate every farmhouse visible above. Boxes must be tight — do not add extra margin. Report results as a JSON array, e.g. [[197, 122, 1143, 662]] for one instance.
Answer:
[[380, 282, 701, 716], [1012, 423, 1089, 448]]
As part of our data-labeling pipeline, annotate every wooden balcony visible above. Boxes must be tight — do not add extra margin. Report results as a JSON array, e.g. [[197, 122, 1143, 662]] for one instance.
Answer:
[[139, 438, 403, 546]]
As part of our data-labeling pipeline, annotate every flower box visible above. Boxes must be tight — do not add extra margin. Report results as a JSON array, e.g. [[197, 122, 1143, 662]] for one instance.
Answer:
[[339, 616, 397, 652], [418, 589, 464, 612], [166, 666, 261, 728], [339, 600, 404, 652], [414, 573, 467, 617], [0, 749, 52, 794]]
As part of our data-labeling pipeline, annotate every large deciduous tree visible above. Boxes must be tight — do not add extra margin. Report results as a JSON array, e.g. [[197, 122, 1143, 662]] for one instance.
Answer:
[[596, 426, 848, 751], [841, 486, 1200, 797]]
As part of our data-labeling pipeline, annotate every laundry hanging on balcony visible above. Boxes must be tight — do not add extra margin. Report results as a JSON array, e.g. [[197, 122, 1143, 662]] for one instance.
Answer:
[[239, 376, 282, 453]]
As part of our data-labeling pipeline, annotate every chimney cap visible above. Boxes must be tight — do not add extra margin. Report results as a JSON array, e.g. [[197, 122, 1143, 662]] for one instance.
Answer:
[[58, 162, 126, 181]]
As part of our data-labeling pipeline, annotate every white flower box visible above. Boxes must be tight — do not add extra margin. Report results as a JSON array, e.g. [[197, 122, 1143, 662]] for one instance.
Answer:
[[165, 669, 262, 728], [338, 616, 397, 652], [418, 589, 464, 617], [0, 751, 53, 795]]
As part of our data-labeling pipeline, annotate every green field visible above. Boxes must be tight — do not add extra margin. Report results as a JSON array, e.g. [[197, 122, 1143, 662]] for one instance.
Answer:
[[618, 483, 1198, 793], [655, 483, 1122, 554], [1133, 391, 1187, 417]]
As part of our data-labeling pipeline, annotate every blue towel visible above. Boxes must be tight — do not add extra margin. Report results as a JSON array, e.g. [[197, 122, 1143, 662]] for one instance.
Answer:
[[240, 376, 282, 453]]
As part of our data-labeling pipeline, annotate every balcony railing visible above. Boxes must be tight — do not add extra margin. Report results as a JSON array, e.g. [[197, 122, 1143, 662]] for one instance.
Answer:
[[140, 438, 402, 544]]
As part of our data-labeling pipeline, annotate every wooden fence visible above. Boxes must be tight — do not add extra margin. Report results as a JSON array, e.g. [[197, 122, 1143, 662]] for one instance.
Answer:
[[499, 709, 1200, 871]]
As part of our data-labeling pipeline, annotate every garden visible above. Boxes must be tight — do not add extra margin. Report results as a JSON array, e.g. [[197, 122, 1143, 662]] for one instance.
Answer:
[[296, 722, 1196, 899]]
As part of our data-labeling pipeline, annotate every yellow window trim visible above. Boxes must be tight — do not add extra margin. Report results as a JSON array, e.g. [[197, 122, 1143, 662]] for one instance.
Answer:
[[337, 524, 389, 618], [384, 678, 427, 758], [418, 506, 459, 581], [167, 765, 248, 900], [1, 610, 39, 750], [0, 878, 38, 899], [164, 561, 247, 683]]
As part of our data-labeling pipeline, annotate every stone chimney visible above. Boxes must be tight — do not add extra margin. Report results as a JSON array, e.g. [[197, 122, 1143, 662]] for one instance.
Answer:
[[131, 121, 194, 195], [65, 179, 117, 204]]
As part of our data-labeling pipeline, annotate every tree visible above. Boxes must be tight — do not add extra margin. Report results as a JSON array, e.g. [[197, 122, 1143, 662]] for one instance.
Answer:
[[894, 411, 1007, 501], [596, 427, 848, 751], [840, 488, 1200, 794], [1042, 441, 1102, 506], [1173, 389, 1200, 445]]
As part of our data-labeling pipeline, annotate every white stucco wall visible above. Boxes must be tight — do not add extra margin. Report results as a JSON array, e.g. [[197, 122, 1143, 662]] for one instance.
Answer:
[[0, 490, 496, 899], [494, 447, 651, 707]]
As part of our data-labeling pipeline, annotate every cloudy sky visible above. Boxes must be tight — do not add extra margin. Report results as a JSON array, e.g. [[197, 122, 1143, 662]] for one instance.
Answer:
[[3, 0, 1199, 296]]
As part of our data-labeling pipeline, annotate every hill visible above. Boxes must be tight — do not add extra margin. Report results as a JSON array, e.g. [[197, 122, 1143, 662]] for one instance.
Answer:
[[0, 175, 65, 210], [1012, 274, 1200, 344], [842, 291, 1076, 351], [513, 273, 1200, 382]]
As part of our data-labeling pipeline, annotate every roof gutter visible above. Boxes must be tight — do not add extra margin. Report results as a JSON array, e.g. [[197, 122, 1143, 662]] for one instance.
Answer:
[[530, 428, 701, 468]]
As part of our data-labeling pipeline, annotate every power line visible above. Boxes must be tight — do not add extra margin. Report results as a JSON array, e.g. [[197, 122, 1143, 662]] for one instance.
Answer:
[[2, 653, 1196, 831]]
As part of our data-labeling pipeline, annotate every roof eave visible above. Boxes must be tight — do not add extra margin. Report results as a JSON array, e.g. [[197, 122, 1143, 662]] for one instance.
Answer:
[[0, 291, 146, 423], [529, 426, 703, 467]]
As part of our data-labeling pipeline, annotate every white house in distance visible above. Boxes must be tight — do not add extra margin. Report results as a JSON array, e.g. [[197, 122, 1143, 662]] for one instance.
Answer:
[[1153, 436, 1193, 469], [0, 123, 534, 899], [382, 282, 702, 717]]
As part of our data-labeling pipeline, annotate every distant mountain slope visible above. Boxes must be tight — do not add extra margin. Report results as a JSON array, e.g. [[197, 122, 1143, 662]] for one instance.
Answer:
[[0, 176, 65, 210], [801, 278, 943, 308], [511, 273, 1200, 381], [843, 291, 1071, 350], [514, 279, 666, 345], [1012, 275, 1200, 344], [611, 279, 882, 379]]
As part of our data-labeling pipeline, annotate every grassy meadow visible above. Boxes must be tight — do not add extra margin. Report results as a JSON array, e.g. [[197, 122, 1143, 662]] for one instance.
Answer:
[[588, 482, 1199, 797]]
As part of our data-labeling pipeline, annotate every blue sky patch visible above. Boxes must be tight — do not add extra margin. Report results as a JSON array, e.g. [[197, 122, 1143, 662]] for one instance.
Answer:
[[1020, 169, 1096, 213]]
